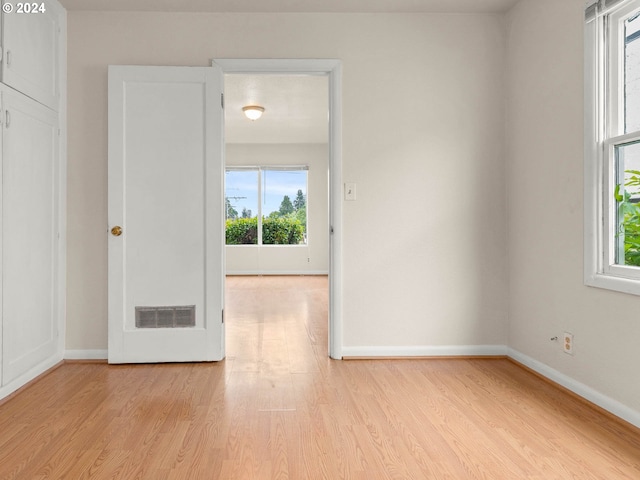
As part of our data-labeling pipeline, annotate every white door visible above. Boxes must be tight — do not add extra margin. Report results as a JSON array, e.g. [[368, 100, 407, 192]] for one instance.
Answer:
[[2, 86, 59, 384], [108, 65, 224, 364]]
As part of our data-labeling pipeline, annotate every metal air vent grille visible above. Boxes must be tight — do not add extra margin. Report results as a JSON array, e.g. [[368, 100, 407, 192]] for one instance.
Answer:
[[135, 305, 196, 328]]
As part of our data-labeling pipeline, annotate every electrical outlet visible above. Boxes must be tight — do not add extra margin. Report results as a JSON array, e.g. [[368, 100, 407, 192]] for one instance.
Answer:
[[563, 332, 574, 355]]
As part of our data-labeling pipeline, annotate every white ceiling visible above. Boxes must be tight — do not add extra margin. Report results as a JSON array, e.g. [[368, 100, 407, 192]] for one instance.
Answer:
[[225, 74, 328, 144], [59, 0, 520, 14]]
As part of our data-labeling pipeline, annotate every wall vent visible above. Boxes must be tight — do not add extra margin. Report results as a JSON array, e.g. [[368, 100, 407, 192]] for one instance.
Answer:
[[135, 305, 196, 328]]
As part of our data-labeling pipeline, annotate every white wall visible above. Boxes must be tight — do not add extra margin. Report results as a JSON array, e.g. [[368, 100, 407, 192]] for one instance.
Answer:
[[506, 0, 640, 419], [225, 143, 329, 274], [66, 12, 508, 353]]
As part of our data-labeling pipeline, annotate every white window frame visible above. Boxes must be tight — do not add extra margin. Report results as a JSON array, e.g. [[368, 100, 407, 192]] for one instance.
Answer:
[[585, 0, 640, 294], [225, 165, 309, 246]]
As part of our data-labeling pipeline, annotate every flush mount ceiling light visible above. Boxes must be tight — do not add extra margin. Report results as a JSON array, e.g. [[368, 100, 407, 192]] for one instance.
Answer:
[[242, 105, 265, 121]]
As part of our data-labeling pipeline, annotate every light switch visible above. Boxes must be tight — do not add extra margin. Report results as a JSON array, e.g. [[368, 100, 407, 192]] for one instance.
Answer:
[[345, 183, 356, 201]]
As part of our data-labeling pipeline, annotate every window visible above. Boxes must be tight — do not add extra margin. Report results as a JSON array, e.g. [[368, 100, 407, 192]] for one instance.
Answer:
[[225, 167, 308, 245], [585, 0, 640, 294]]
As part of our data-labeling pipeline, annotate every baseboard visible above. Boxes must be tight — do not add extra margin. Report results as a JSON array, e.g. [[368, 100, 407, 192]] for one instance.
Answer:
[[0, 355, 63, 403], [508, 348, 640, 429], [341, 344, 508, 358], [48, 345, 640, 430], [64, 349, 108, 360], [340, 344, 640, 429], [225, 271, 329, 276]]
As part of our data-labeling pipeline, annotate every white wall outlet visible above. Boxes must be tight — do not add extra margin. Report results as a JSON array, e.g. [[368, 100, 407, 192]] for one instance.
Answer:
[[344, 183, 356, 201], [563, 332, 574, 355]]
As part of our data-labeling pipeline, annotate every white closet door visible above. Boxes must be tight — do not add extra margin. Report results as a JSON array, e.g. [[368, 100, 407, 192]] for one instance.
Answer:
[[2, 86, 59, 384]]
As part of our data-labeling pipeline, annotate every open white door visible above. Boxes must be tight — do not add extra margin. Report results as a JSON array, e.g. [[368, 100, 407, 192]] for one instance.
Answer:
[[108, 65, 224, 363]]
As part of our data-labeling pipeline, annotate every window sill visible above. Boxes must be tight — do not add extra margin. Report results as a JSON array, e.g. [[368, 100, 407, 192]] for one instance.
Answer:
[[585, 271, 640, 296]]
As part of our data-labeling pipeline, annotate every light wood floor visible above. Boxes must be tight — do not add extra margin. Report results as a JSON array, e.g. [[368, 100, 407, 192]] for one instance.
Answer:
[[1, 275, 639, 479]]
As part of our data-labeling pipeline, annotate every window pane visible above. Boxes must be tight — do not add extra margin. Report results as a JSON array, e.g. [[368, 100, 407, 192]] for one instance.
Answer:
[[614, 141, 640, 266], [625, 12, 640, 133], [262, 169, 307, 245], [225, 170, 258, 244]]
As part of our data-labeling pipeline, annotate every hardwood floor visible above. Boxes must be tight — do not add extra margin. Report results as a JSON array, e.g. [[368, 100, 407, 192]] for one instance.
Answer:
[[1, 275, 639, 479]]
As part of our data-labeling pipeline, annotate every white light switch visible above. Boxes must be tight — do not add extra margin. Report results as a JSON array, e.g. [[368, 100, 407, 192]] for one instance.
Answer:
[[345, 183, 356, 201]]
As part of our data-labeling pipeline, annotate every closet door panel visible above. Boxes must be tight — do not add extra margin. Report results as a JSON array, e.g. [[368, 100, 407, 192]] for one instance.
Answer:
[[2, 87, 58, 385], [2, 1, 61, 110]]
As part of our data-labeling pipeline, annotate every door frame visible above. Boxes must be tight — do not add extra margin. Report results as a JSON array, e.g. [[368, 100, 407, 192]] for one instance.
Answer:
[[214, 59, 343, 359]]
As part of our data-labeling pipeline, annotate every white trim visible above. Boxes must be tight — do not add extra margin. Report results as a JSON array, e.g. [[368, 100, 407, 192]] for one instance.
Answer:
[[64, 349, 108, 360], [8, 347, 640, 431], [214, 58, 343, 359], [342, 345, 508, 357], [508, 348, 640, 429], [226, 270, 328, 276], [583, 0, 640, 294], [340, 345, 640, 429], [56, 2, 68, 372], [0, 354, 62, 401]]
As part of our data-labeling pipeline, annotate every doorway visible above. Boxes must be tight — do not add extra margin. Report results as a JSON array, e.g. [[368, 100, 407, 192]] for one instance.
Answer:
[[216, 59, 342, 359]]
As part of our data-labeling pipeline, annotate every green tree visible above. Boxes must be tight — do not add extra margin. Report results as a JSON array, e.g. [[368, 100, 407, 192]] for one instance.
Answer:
[[241, 207, 252, 219], [279, 195, 294, 216], [295, 207, 306, 230], [293, 189, 306, 210], [225, 198, 238, 220]]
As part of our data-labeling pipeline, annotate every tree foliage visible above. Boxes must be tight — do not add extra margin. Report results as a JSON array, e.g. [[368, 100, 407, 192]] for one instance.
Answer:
[[225, 191, 307, 245], [225, 198, 238, 220], [262, 216, 305, 244], [279, 195, 294, 216], [615, 170, 640, 266], [225, 217, 257, 244], [225, 216, 304, 245], [293, 189, 306, 210]]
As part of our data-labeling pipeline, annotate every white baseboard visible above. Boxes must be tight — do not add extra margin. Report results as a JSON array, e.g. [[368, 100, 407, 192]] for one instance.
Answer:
[[0, 354, 63, 401], [340, 344, 640, 429], [341, 344, 508, 358], [508, 348, 640, 429], [51, 345, 640, 430], [64, 349, 108, 360], [226, 270, 329, 276]]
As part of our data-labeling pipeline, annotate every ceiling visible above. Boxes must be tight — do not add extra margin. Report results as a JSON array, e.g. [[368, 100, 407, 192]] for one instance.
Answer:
[[59, 0, 520, 14], [225, 74, 328, 144]]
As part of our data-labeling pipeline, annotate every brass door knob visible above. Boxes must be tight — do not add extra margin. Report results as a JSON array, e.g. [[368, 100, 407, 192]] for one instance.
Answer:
[[111, 226, 123, 236]]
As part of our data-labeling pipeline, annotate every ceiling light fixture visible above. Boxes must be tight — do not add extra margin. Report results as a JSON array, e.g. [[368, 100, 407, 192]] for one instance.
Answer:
[[242, 105, 265, 121]]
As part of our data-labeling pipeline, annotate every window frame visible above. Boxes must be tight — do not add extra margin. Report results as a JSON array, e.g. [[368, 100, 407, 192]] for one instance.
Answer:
[[585, 0, 640, 294], [224, 165, 309, 247]]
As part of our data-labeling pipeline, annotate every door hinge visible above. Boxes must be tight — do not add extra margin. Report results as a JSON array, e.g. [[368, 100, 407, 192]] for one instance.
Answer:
[[221, 309, 225, 324], [221, 93, 224, 109]]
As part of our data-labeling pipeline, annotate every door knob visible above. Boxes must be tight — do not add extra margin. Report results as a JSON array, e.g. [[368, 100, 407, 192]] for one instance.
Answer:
[[111, 226, 123, 236]]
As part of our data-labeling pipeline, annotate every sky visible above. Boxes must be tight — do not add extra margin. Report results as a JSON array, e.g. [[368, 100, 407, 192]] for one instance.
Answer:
[[225, 169, 307, 217]]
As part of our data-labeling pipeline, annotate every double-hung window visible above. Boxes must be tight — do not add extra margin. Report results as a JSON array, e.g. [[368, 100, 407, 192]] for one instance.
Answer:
[[585, 0, 640, 294]]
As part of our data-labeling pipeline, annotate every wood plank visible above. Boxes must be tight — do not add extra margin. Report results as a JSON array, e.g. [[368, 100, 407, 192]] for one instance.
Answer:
[[0, 275, 638, 479]]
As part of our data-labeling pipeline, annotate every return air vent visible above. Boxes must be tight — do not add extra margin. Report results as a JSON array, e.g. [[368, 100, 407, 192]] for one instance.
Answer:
[[135, 305, 196, 328]]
